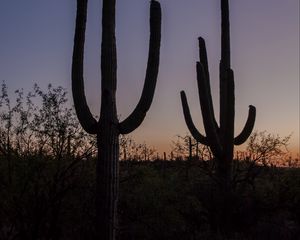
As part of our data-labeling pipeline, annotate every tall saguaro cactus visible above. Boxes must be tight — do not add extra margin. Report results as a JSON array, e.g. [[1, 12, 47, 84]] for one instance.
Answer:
[[72, 0, 161, 239], [180, 0, 256, 189]]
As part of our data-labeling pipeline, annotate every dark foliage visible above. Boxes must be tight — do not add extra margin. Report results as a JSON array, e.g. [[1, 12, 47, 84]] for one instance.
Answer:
[[0, 84, 299, 239], [1, 156, 300, 240]]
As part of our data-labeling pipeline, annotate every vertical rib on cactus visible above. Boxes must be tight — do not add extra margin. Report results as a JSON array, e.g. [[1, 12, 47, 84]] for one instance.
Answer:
[[180, 0, 256, 188], [72, 0, 161, 239]]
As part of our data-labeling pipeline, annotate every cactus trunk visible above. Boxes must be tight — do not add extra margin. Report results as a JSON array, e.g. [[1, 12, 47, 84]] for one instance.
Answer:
[[97, 0, 119, 236], [96, 121, 119, 239]]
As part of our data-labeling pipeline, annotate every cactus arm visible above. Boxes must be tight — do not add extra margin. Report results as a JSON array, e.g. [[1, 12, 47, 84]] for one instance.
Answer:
[[72, 0, 97, 134], [119, 0, 161, 134], [198, 37, 210, 82], [234, 105, 256, 145], [180, 91, 208, 145], [198, 37, 219, 130], [196, 62, 222, 155]]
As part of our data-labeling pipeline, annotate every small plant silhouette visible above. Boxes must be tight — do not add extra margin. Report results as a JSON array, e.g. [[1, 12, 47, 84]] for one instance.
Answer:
[[72, 0, 161, 239], [180, 0, 256, 190]]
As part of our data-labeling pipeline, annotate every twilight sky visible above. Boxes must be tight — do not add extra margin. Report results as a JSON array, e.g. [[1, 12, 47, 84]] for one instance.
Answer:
[[0, 0, 299, 156]]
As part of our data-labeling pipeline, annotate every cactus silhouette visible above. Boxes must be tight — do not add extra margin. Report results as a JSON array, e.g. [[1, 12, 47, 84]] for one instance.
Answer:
[[180, 0, 256, 189], [72, 0, 161, 239]]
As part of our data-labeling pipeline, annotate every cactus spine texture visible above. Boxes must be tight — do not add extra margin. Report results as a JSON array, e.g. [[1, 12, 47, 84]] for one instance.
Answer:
[[72, 0, 161, 239], [180, 0, 256, 189]]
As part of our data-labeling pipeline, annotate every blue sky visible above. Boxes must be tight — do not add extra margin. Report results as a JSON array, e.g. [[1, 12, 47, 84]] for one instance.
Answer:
[[0, 0, 299, 155]]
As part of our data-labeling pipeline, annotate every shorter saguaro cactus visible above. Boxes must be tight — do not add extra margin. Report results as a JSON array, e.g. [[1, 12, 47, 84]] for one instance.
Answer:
[[180, 0, 256, 189], [72, 0, 161, 239]]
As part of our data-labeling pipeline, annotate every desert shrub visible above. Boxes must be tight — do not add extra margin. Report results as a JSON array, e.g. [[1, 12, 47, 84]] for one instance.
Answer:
[[0, 83, 299, 239]]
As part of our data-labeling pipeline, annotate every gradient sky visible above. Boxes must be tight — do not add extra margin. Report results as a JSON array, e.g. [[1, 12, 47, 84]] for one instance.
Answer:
[[0, 0, 299, 156]]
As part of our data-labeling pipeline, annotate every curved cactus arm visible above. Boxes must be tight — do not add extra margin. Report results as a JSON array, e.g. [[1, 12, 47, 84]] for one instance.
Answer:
[[72, 0, 97, 134], [196, 62, 222, 154], [180, 91, 208, 145], [119, 0, 161, 134], [234, 105, 256, 145]]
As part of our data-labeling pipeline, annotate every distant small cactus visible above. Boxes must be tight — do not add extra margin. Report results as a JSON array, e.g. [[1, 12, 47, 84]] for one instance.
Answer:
[[72, 0, 161, 239], [180, 0, 256, 190]]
